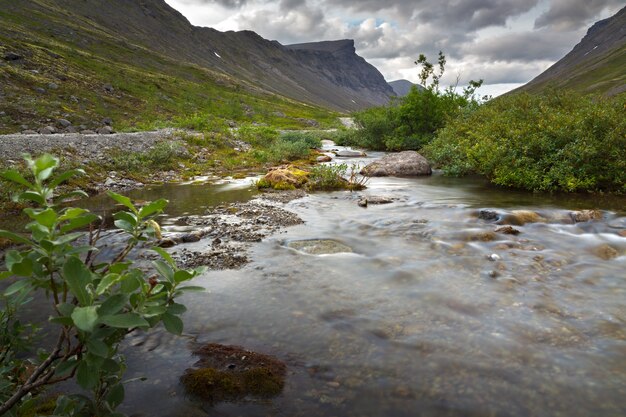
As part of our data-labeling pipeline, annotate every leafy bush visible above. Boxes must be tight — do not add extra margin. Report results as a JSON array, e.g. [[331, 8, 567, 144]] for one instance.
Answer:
[[424, 91, 626, 192], [279, 131, 323, 149], [0, 155, 205, 416], [307, 163, 367, 191], [109, 141, 187, 172], [340, 52, 483, 152], [237, 124, 279, 147]]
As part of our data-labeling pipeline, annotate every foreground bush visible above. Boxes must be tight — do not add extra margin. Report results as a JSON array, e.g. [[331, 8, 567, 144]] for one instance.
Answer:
[[424, 91, 626, 192], [0, 155, 205, 416]]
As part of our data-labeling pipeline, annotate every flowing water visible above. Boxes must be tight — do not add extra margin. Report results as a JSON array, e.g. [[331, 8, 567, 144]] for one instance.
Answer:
[[7, 148, 626, 416]]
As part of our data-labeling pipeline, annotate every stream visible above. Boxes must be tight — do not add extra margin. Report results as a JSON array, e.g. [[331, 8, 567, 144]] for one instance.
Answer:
[[6, 145, 626, 416]]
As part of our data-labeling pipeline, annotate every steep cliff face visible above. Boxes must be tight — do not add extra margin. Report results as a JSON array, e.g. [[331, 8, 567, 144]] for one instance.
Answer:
[[2, 0, 393, 111], [517, 6, 625, 96]]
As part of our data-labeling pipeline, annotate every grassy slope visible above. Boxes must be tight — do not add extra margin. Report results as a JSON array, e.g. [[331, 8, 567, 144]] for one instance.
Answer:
[[520, 43, 626, 96], [0, 2, 340, 134]]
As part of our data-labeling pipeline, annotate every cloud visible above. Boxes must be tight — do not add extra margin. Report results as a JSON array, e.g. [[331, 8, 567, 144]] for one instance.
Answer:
[[534, 0, 624, 31], [164, 0, 624, 89], [462, 29, 577, 62]]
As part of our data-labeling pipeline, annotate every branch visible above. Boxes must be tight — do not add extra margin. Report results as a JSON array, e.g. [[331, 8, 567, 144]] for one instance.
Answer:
[[0, 330, 65, 414]]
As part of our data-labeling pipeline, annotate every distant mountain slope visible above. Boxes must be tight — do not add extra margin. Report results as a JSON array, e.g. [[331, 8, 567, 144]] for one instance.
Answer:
[[1, 0, 392, 111], [518, 6, 625, 96], [388, 80, 425, 97]]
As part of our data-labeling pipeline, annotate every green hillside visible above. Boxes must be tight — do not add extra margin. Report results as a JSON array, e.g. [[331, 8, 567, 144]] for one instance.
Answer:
[[0, 1, 340, 134]]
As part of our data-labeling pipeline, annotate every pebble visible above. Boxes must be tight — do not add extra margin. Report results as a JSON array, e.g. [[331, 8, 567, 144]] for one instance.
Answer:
[[487, 253, 501, 261]]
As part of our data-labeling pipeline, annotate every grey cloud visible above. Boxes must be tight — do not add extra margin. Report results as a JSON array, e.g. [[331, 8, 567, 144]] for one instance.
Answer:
[[463, 30, 576, 62], [535, 0, 624, 31]]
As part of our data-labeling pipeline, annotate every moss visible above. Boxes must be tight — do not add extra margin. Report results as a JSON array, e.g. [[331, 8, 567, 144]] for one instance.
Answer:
[[259, 166, 310, 190], [180, 343, 287, 403]]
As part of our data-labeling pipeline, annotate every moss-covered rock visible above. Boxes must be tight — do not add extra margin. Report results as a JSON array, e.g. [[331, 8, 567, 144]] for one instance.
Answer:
[[180, 343, 286, 403], [257, 165, 310, 190]]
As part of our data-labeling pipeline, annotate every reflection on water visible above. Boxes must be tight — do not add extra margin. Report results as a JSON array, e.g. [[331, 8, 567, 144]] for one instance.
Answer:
[[114, 153, 625, 417], [3, 150, 626, 416]]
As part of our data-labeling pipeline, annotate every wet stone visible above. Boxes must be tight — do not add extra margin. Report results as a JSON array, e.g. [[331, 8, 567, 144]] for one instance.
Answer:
[[286, 239, 353, 255]]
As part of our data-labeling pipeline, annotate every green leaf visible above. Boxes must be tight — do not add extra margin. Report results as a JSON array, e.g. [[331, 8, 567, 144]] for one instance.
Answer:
[[162, 313, 183, 335], [176, 286, 205, 293], [57, 303, 76, 316], [138, 199, 168, 219], [114, 219, 134, 233], [54, 190, 89, 204], [54, 359, 78, 377], [62, 256, 93, 306], [0, 169, 33, 188], [106, 383, 125, 408], [109, 262, 131, 274], [33, 154, 59, 174], [76, 361, 98, 390], [87, 339, 109, 357], [49, 169, 85, 188], [96, 273, 121, 295], [173, 269, 194, 283], [101, 358, 121, 373], [58, 207, 89, 221], [167, 303, 187, 315], [151, 246, 175, 266], [107, 191, 137, 213], [71, 306, 99, 332], [3, 279, 30, 296], [120, 273, 142, 293], [24, 208, 57, 228], [0, 230, 32, 246], [99, 313, 149, 329], [17, 190, 45, 205], [37, 167, 54, 182], [60, 214, 99, 233], [113, 211, 137, 227], [52, 232, 84, 246], [98, 293, 128, 316], [153, 260, 174, 283], [0, 271, 12, 280]]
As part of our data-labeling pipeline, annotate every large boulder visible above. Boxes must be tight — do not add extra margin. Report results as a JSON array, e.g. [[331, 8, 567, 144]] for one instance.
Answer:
[[360, 151, 431, 177]]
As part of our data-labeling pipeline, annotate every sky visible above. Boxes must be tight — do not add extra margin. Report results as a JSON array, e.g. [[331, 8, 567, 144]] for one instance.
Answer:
[[164, 0, 623, 96]]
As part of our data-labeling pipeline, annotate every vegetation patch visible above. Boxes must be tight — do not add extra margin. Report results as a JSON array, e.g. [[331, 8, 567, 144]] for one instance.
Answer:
[[424, 91, 626, 193], [180, 344, 286, 403]]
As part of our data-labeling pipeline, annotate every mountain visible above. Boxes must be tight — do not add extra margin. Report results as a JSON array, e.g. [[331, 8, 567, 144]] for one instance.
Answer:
[[518, 6, 626, 96], [388, 80, 425, 97], [2, 0, 392, 110], [0, 0, 393, 133]]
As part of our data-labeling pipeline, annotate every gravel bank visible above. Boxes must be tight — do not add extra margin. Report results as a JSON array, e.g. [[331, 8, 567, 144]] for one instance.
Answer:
[[0, 129, 181, 162]]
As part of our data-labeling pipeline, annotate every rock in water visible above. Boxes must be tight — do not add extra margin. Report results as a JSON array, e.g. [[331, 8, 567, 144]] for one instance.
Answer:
[[286, 239, 353, 255], [335, 150, 366, 157], [361, 151, 431, 177]]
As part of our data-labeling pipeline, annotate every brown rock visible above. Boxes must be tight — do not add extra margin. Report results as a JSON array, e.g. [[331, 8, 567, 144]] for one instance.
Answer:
[[570, 209, 602, 223], [496, 226, 521, 235], [593, 244, 619, 260]]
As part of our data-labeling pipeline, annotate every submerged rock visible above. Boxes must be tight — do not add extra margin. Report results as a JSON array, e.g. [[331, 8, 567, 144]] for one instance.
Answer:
[[316, 155, 332, 162], [286, 239, 353, 255], [570, 209, 602, 223], [181, 344, 286, 403], [360, 151, 431, 177], [478, 209, 499, 221], [500, 210, 545, 225], [335, 150, 366, 157], [592, 244, 619, 260], [496, 226, 521, 235]]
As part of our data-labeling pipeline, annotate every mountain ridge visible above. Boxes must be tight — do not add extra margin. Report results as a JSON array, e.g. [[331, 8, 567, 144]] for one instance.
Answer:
[[13, 0, 393, 111], [516, 6, 625, 96]]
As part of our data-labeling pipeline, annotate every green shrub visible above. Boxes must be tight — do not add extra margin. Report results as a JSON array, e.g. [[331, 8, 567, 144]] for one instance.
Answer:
[[0, 154, 205, 416], [424, 91, 626, 192], [280, 131, 322, 149], [109, 141, 187, 172], [342, 53, 483, 152], [237, 124, 279, 147]]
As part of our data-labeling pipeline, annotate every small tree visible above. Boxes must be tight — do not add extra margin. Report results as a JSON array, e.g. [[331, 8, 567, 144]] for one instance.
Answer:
[[0, 154, 205, 416]]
